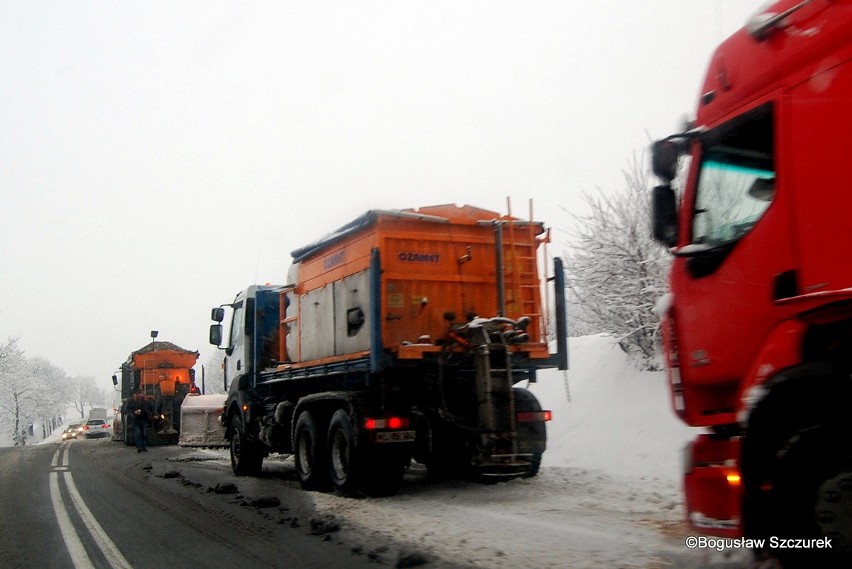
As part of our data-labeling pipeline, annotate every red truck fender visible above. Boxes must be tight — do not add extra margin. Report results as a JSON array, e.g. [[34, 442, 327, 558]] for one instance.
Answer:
[[735, 318, 806, 427]]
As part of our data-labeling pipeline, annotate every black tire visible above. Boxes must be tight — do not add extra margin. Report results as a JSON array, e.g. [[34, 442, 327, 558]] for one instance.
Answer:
[[327, 409, 360, 496], [522, 452, 542, 479], [741, 365, 852, 568], [294, 411, 328, 490], [514, 387, 546, 479], [230, 415, 263, 476]]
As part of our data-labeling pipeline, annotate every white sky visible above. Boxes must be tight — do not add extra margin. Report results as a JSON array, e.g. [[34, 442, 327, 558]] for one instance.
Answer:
[[0, 1, 766, 389]]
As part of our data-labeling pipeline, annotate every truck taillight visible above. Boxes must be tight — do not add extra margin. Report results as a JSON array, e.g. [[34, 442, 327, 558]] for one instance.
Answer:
[[364, 417, 410, 430], [516, 410, 552, 423]]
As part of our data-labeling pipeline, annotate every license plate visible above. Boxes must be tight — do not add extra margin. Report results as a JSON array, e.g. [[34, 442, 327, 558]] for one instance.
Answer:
[[375, 430, 415, 443]]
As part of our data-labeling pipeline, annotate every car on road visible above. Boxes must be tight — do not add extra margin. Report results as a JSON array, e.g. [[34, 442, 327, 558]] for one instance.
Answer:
[[61, 423, 83, 441], [82, 419, 111, 439]]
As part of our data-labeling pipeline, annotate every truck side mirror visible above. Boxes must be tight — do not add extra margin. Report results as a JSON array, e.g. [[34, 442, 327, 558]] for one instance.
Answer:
[[210, 324, 223, 346], [112, 374, 118, 386], [652, 184, 679, 248], [211, 307, 225, 322], [652, 139, 681, 182]]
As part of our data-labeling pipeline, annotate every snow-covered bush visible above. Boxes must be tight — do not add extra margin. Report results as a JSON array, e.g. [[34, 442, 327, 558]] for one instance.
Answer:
[[565, 155, 671, 370]]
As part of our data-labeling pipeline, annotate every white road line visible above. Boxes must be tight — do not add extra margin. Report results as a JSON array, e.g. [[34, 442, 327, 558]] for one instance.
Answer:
[[49, 441, 134, 569], [62, 471, 133, 569], [50, 471, 95, 569]]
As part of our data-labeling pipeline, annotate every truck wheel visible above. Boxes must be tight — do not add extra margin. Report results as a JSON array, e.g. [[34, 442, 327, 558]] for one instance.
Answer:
[[294, 411, 328, 490], [514, 387, 546, 478], [327, 409, 360, 496], [522, 452, 542, 479], [741, 366, 852, 568], [230, 415, 263, 476]]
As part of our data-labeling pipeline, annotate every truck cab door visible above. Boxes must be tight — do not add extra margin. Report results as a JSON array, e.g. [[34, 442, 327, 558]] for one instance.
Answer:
[[671, 103, 795, 419]]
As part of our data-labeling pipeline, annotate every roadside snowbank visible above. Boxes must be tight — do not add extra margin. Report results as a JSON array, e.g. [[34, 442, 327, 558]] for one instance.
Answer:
[[528, 334, 701, 482]]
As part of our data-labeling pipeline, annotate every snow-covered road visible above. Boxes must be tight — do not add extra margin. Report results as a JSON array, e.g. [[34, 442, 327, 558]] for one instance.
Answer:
[[310, 462, 750, 568], [304, 335, 754, 568]]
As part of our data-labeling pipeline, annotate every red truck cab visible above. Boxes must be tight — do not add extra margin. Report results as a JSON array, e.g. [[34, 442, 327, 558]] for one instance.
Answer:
[[651, 0, 852, 560]]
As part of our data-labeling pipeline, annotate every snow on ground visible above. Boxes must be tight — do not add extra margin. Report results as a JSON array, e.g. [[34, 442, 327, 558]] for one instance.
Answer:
[[308, 335, 750, 569]]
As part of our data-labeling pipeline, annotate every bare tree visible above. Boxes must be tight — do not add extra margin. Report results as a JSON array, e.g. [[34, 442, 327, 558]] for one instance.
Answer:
[[565, 154, 671, 370], [69, 376, 100, 419], [0, 338, 38, 445], [24, 357, 70, 439]]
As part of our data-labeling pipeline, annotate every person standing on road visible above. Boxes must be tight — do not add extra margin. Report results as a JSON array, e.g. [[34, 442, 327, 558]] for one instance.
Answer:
[[126, 388, 152, 452]]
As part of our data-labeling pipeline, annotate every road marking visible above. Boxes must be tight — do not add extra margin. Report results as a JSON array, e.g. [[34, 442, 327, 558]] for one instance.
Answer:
[[50, 442, 134, 569], [50, 471, 95, 569], [63, 471, 133, 569]]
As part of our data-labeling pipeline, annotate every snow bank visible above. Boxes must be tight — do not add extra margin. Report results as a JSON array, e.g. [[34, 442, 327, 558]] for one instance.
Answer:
[[528, 334, 702, 482]]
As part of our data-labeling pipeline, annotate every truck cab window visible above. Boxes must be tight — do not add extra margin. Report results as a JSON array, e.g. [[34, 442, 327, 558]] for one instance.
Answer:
[[692, 106, 775, 247], [229, 303, 244, 350]]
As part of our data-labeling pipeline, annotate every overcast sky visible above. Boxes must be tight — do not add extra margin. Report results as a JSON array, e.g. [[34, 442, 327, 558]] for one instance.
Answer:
[[1, 1, 766, 395]]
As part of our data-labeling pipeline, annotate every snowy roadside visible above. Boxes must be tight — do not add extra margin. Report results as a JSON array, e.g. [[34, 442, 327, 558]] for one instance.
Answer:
[[307, 335, 751, 568], [311, 463, 690, 568]]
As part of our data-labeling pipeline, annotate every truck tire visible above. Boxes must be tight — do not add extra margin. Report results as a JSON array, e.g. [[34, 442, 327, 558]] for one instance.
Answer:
[[294, 411, 328, 490], [327, 409, 404, 497], [514, 387, 546, 478], [230, 415, 263, 476], [327, 409, 360, 496], [741, 365, 852, 568]]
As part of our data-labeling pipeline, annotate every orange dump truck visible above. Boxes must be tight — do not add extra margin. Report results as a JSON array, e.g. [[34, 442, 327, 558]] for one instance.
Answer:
[[210, 204, 567, 496], [112, 341, 199, 445]]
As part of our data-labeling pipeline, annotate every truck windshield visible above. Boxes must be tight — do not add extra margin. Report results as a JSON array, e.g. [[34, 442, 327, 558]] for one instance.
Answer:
[[692, 106, 775, 247]]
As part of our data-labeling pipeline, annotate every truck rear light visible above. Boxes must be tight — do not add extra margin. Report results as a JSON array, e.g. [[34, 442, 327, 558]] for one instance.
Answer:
[[516, 410, 552, 423], [364, 417, 410, 430]]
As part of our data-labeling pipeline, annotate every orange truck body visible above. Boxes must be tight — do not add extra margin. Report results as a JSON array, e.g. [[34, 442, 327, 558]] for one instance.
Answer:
[[131, 347, 198, 396], [113, 341, 199, 445], [273, 204, 551, 371], [211, 203, 567, 494]]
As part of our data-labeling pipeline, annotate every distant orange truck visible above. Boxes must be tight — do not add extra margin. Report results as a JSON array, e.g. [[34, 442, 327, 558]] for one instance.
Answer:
[[112, 341, 199, 445]]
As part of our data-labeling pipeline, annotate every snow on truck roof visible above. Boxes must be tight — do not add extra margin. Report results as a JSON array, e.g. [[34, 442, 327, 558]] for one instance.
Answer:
[[128, 341, 198, 359], [290, 204, 529, 263]]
